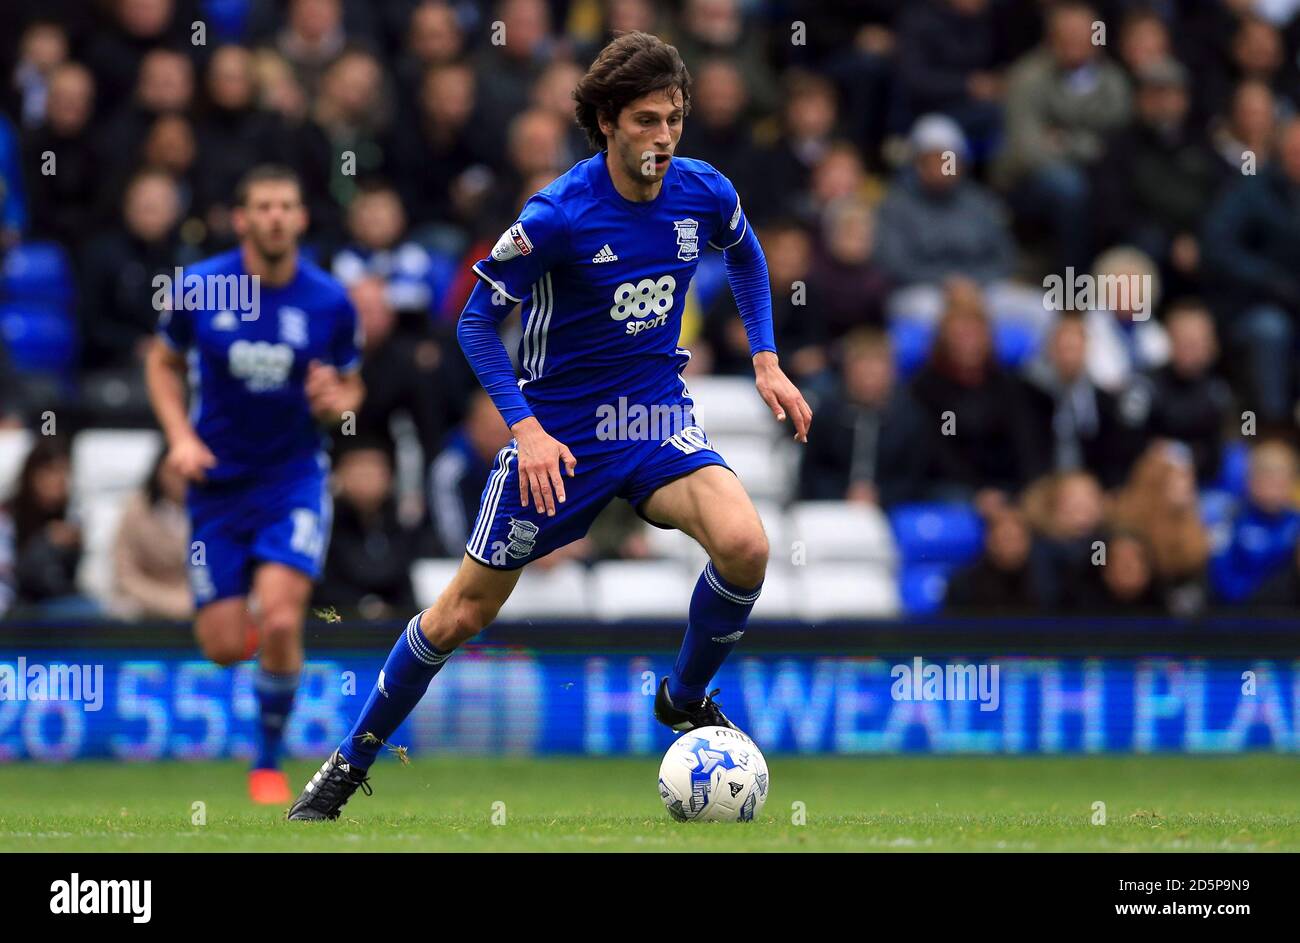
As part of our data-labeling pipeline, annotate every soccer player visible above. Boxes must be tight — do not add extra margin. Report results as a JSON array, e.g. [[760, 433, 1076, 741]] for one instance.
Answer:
[[288, 32, 810, 820], [145, 165, 364, 804]]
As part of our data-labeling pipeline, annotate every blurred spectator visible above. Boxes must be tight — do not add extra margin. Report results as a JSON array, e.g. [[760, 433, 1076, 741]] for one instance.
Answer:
[[1092, 59, 1219, 287], [675, 57, 756, 191], [944, 508, 1037, 613], [1068, 529, 1167, 614], [482, 107, 568, 230], [427, 389, 510, 556], [747, 71, 840, 224], [1209, 80, 1276, 180], [77, 169, 182, 374], [472, 0, 556, 147], [0, 341, 27, 426], [807, 197, 890, 339], [0, 114, 27, 245], [4, 438, 95, 615], [1203, 117, 1300, 425], [83, 0, 187, 107], [1022, 469, 1106, 607], [530, 58, 589, 168], [111, 451, 190, 619], [1144, 300, 1233, 483], [313, 48, 390, 213], [344, 276, 456, 475], [9, 19, 69, 128], [316, 442, 416, 619], [1115, 7, 1172, 80], [99, 47, 195, 187], [1076, 246, 1169, 393], [1210, 438, 1300, 603], [996, 2, 1131, 270], [672, 0, 778, 117], [879, 115, 1039, 329], [895, 281, 1039, 505], [1020, 311, 1149, 488], [332, 181, 451, 315], [894, 0, 1004, 149], [1109, 441, 1210, 615], [22, 63, 99, 248], [394, 1, 466, 110], [798, 329, 915, 505], [275, 0, 350, 100]]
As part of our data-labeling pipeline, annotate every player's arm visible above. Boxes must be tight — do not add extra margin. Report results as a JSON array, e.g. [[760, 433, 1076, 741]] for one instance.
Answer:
[[306, 293, 367, 424], [144, 337, 217, 481], [714, 205, 813, 443], [457, 279, 576, 517]]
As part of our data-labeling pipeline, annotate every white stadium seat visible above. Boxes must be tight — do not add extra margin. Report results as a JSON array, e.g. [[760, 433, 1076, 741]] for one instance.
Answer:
[[0, 427, 33, 501], [681, 375, 772, 434], [750, 564, 795, 619], [72, 429, 163, 497], [708, 433, 795, 502], [797, 563, 900, 620], [498, 561, 591, 620], [410, 558, 461, 604], [76, 493, 129, 603], [590, 560, 693, 620], [787, 501, 898, 566]]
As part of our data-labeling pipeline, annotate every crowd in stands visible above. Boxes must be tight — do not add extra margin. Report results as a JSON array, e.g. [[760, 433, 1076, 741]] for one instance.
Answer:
[[3, 0, 1300, 620]]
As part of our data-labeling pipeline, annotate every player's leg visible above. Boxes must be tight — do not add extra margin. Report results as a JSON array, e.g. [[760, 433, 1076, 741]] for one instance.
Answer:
[[635, 463, 769, 729], [287, 555, 520, 820], [245, 562, 312, 799], [193, 598, 255, 667]]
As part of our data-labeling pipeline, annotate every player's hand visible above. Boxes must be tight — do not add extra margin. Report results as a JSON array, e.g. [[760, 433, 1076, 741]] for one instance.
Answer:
[[305, 360, 358, 420], [511, 417, 577, 517], [166, 431, 217, 482], [753, 351, 812, 443]]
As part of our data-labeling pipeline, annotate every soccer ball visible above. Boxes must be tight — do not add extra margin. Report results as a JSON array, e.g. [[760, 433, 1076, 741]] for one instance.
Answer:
[[657, 725, 769, 822]]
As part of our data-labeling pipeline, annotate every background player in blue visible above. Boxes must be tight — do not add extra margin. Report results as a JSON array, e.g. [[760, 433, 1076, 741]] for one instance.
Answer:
[[145, 165, 364, 805], [288, 32, 811, 819]]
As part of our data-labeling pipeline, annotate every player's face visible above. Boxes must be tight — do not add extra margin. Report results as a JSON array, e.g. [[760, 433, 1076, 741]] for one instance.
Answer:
[[608, 87, 684, 182], [234, 180, 307, 262]]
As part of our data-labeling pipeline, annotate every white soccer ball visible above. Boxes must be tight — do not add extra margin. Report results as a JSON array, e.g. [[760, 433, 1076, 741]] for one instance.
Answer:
[[657, 725, 769, 822]]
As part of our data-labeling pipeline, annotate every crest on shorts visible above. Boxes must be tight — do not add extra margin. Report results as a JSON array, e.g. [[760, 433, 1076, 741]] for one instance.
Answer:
[[506, 518, 540, 559]]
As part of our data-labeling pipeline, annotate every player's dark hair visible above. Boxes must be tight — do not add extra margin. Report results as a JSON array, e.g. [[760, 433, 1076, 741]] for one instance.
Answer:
[[234, 164, 303, 206], [573, 31, 692, 152]]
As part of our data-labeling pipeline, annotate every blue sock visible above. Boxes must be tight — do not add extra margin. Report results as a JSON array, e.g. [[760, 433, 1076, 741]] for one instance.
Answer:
[[667, 562, 762, 706], [338, 610, 451, 770], [253, 668, 300, 770]]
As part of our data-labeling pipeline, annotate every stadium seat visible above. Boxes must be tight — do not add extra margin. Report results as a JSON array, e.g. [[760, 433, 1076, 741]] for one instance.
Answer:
[[898, 562, 955, 615], [498, 561, 591, 620], [590, 560, 693, 619], [993, 320, 1038, 368], [410, 558, 461, 604], [750, 564, 795, 619], [682, 375, 772, 434], [888, 503, 984, 564], [0, 427, 33, 501], [1214, 440, 1249, 496], [709, 433, 795, 501], [787, 501, 898, 565], [0, 242, 75, 306], [889, 319, 933, 378], [642, 521, 709, 566], [71, 430, 163, 498], [201, 0, 252, 41], [0, 303, 77, 375], [76, 493, 129, 604], [796, 562, 900, 620]]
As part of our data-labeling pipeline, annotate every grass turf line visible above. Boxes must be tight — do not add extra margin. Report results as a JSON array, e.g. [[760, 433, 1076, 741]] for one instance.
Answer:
[[0, 755, 1297, 852]]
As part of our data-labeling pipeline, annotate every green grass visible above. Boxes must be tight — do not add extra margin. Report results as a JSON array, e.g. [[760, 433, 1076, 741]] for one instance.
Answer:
[[1, 755, 1298, 851]]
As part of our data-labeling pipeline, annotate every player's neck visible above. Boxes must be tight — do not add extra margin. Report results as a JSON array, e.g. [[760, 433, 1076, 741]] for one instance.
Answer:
[[240, 243, 299, 287], [604, 151, 663, 203]]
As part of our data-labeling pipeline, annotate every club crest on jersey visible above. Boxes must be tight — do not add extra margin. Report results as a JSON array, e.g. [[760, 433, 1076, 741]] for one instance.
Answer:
[[673, 218, 699, 261], [505, 518, 539, 559], [278, 307, 308, 348], [492, 222, 534, 261]]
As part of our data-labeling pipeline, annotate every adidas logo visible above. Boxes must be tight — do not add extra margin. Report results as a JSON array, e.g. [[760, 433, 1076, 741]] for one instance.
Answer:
[[711, 630, 745, 643], [592, 244, 619, 263]]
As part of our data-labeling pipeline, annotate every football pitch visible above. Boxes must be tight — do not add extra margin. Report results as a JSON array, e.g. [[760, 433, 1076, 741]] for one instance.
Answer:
[[1, 755, 1298, 852]]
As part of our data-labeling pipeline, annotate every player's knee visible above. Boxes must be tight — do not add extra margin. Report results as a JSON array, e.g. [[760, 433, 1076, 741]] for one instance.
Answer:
[[201, 637, 247, 668], [259, 606, 302, 647], [714, 527, 768, 587]]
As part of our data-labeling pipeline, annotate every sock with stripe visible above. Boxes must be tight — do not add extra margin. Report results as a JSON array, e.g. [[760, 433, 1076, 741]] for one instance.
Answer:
[[252, 667, 300, 770], [667, 562, 762, 706], [337, 611, 451, 770]]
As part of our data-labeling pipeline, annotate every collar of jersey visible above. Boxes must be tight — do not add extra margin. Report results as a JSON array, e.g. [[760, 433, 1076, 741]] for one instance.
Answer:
[[589, 149, 675, 212]]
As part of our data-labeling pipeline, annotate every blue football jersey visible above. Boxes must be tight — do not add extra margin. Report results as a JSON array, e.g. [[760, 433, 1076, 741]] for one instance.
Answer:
[[471, 151, 749, 439], [157, 248, 361, 483]]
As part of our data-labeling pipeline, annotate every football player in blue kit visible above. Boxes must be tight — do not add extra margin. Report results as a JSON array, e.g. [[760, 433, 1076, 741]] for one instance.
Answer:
[[288, 32, 810, 820], [146, 166, 364, 804]]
